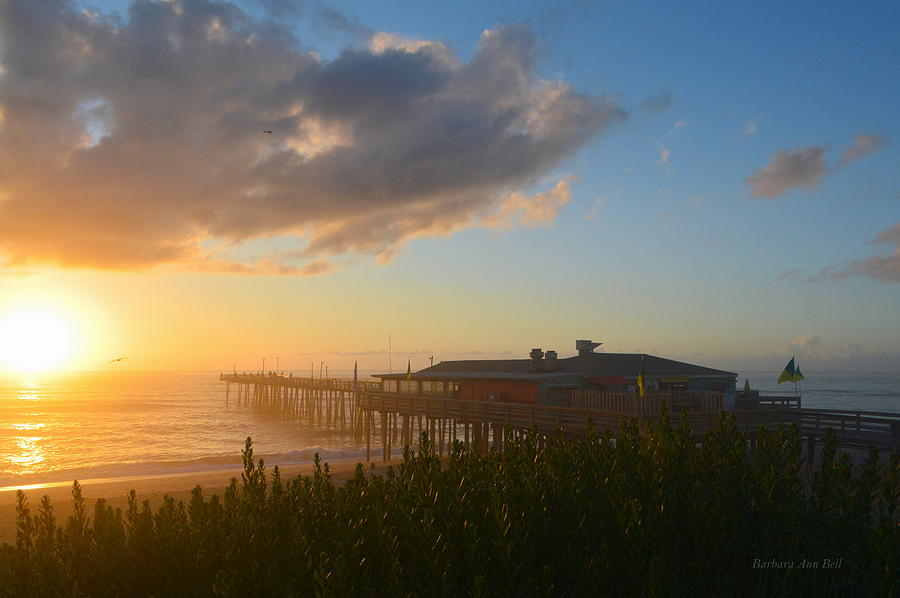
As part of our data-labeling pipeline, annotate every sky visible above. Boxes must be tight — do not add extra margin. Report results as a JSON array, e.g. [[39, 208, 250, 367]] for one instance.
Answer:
[[0, 0, 897, 374]]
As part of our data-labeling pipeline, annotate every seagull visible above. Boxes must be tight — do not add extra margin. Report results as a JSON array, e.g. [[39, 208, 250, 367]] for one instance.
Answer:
[[262, 129, 273, 134], [108, 357, 128, 364]]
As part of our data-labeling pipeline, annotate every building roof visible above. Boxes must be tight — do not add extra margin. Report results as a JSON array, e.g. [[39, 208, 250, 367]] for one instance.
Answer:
[[376, 353, 736, 381]]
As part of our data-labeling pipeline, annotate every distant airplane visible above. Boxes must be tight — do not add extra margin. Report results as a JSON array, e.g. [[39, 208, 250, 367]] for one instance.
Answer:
[[262, 129, 273, 134], [108, 357, 128, 364]]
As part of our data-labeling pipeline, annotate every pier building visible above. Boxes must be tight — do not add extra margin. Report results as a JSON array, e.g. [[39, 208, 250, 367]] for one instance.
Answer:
[[375, 339, 737, 406]]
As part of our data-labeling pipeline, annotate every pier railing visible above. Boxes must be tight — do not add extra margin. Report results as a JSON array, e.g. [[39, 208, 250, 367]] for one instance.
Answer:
[[570, 390, 724, 414], [358, 391, 722, 436], [220, 373, 381, 392], [736, 391, 801, 409], [797, 408, 899, 448], [220, 374, 899, 462]]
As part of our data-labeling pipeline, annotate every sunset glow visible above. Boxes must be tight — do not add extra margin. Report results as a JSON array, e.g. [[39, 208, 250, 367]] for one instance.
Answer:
[[0, 0, 894, 374], [0, 309, 75, 373]]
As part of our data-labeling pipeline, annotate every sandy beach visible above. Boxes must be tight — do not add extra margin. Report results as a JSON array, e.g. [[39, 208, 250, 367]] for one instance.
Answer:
[[0, 459, 401, 545]]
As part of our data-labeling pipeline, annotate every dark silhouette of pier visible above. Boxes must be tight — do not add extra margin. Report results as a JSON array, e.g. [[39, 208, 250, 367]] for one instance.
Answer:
[[220, 373, 899, 464]]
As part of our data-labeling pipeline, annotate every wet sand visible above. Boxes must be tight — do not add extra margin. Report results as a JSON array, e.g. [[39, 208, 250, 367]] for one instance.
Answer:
[[0, 459, 399, 545]]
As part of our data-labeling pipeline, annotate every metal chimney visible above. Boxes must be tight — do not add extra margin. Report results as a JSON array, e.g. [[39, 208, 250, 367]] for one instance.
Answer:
[[576, 339, 602, 356], [530, 348, 544, 371], [545, 350, 557, 360]]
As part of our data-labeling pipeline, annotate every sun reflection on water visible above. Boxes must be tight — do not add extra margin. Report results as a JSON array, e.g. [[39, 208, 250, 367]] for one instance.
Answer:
[[17, 389, 41, 401], [10, 423, 46, 431], [8, 436, 45, 473]]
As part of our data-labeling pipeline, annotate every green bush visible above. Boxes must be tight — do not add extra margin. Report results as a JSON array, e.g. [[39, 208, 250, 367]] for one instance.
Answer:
[[0, 413, 895, 597]]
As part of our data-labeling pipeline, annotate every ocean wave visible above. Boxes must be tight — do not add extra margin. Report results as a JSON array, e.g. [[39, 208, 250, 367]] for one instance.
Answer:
[[0, 445, 402, 489]]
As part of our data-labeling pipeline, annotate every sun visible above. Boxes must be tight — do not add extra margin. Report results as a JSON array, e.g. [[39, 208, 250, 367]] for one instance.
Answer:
[[0, 309, 75, 373]]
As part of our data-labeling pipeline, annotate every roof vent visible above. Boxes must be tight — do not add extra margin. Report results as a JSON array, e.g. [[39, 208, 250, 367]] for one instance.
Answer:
[[544, 350, 559, 371], [576, 339, 602, 356]]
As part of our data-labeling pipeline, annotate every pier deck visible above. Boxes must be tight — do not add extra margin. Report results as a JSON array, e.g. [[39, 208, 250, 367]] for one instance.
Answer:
[[220, 373, 899, 463]]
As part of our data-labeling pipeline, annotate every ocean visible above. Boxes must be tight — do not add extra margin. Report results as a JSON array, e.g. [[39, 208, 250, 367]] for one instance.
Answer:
[[743, 371, 899, 412], [0, 370, 897, 489]]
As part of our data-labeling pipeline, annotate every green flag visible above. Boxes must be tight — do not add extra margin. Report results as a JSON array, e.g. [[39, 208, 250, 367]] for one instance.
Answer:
[[743, 378, 751, 393], [777, 357, 796, 384], [793, 366, 804, 382]]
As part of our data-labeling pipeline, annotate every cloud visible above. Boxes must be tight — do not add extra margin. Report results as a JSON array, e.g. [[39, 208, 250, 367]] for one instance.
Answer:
[[0, 2, 625, 273], [585, 195, 605, 220], [744, 119, 758, 137], [777, 268, 802, 281], [481, 177, 573, 230], [696, 343, 900, 372], [822, 251, 900, 284], [254, 0, 370, 37], [639, 90, 672, 113], [369, 32, 458, 67], [768, 338, 900, 371], [811, 223, 900, 283], [195, 256, 335, 276], [838, 133, 888, 166], [780, 335, 822, 358], [873, 223, 900, 246], [747, 133, 888, 199], [746, 146, 828, 198], [667, 119, 686, 135], [656, 141, 671, 166]]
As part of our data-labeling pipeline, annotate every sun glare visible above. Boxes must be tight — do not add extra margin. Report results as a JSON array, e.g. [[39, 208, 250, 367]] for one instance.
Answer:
[[0, 309, 75, 373]]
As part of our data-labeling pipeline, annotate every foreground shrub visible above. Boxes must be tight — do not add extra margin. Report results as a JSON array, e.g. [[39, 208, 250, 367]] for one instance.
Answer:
[[0, 414, 896, 597]]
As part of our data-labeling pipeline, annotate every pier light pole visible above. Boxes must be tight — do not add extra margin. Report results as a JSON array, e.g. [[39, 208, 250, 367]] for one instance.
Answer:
[[326, 365, 329, 378], [310, 362, 314, 379], [276, 357, 279, 373], [262, 357, 266, 374], [320, 361, 324, 379]]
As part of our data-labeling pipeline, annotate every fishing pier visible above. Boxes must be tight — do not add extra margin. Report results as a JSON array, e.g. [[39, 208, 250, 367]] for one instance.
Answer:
[[221, 373, 899, 464]]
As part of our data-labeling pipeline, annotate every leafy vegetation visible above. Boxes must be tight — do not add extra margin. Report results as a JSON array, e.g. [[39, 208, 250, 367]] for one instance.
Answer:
[[0, 413, 896, 597]]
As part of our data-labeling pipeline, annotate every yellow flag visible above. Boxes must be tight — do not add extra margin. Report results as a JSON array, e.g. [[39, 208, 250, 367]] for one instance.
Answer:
[[637, 356, 646, 398]]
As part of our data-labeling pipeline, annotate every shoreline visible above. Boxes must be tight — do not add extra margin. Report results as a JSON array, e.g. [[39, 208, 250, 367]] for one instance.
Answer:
[[0, 458, 400, 545]]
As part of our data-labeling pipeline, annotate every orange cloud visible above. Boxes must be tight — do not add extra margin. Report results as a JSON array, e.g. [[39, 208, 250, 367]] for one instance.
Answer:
[[0, 2, 624, 274]]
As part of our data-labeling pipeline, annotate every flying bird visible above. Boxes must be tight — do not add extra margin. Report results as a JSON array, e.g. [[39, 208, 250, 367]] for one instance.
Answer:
[[108, 357, 128, 364], [262, 129, 273, 134]]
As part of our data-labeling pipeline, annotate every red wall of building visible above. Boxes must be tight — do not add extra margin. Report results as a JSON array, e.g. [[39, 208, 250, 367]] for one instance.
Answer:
[[459, 380, 538, 404]]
